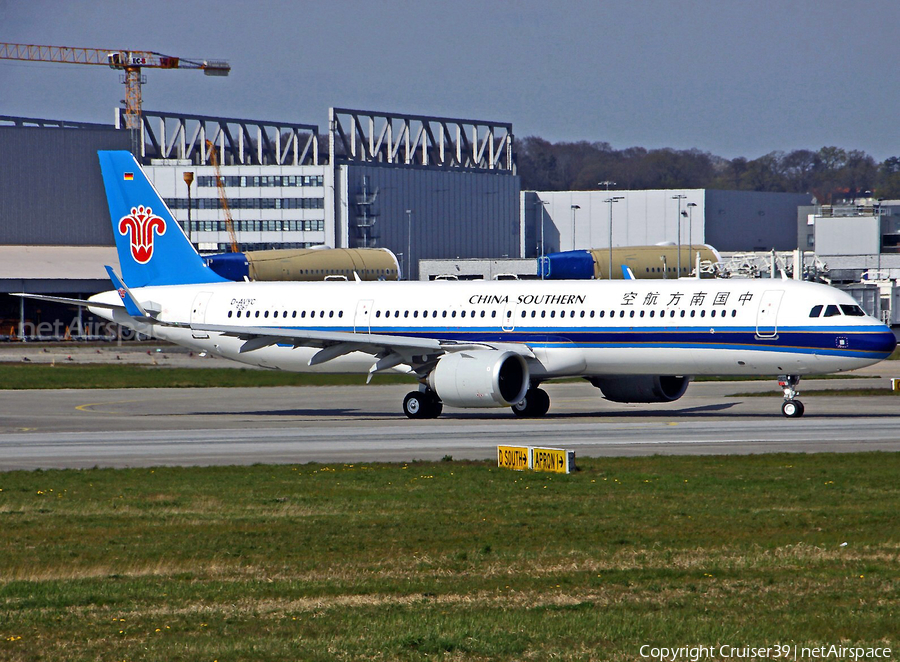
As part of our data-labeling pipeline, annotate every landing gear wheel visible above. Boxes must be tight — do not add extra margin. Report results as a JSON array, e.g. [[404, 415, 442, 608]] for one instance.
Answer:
[[403, 392, 428, 419], [512, 388, 550, 418], [424, 392, 443, 419], [403, 391, 443, 419], [781, 399, 805, 418]]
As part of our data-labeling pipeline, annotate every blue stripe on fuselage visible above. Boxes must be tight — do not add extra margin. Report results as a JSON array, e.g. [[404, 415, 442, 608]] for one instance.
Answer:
[[256, 324, 897, 359]]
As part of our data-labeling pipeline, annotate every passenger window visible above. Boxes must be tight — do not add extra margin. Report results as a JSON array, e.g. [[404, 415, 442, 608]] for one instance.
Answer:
[[329, 311, 334, 318], [580, 310, 586, 318], [531, 310, 536, 318], [590, 311, 595, 318], [731, 310, 736, 317], [273, 311, 278, 318], [690, 310, 695, 318], [264, 311, 269, 318], [649, 310, 655, 318], [443, 311, 448, 318], [339, 311, 343, 318], [404, 311, 409, 318], [598, 310, 604, 318], [413, 311, 418, 318], [840, 304, 865, 316], [310, 311, 315, 318], [700, 310, 706, 318], [301, 311, 306, 318], [809, 305, 823, 318], [550, 311, 556, 318], [452, 311, 456, 318], [492, 311, 497, 318], [461, 311, 466, 318], [640, 310, 645, 317], [824, 305, 841, 317], [255, 311, 260, 318], [376, 311, 381, 318], [228, 310, 233, 318], [292, 311, 297, 318], [629, 310, 635, 318], [619, 310, 625, 318], [680, 310, 685, 317], [481, 311, 486, 318], [670, 310, 675, 318], [541, 311, 546, 318]]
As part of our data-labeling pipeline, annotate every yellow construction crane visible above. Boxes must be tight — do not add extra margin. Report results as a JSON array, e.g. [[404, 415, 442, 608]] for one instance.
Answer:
[[0, 42, 229, 149], [206, 140, 240, 253]]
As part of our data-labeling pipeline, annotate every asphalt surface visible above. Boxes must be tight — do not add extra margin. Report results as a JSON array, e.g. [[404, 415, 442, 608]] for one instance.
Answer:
[[1, 364, 898, 469]]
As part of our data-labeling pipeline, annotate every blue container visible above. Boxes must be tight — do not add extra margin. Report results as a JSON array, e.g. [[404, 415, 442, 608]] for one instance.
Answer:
[[539, 251, 595, 280], [206, 252, 250, 281]]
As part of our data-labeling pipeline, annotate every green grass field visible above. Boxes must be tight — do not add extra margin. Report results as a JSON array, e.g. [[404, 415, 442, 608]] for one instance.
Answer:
[[0, 363, 416, 389], [1, 454, 898, 661], [0, 362, 883, 390]]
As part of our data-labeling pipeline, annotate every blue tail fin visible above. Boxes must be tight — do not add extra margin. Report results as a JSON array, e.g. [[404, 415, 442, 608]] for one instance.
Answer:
[[98, 150, 226, 287]]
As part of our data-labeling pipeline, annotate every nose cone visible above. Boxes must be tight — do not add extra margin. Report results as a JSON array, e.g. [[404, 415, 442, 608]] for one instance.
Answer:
[[868, 326, 898, 357]]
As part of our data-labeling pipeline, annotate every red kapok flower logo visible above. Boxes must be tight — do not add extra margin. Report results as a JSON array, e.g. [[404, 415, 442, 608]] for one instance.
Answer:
[[118, 205, 166, 264]]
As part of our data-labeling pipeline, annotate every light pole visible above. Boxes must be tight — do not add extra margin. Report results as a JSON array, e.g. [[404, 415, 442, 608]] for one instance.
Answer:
[[405, 209, 412, 280], [686, 202, 697, 275], [604, 196, 624, 280], [598, 180, 616, 191], [183, 171, 194, 244], [570, 204, 580, 250], [672, 194, 686, 277], [539, 200, 549, 279]]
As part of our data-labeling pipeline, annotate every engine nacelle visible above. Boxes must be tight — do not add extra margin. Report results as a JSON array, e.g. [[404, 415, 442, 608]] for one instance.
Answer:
[[427, 350, 529, 408], [589, 375, 690, 403]]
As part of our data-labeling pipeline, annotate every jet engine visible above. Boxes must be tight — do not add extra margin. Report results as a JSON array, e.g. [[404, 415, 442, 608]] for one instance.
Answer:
[[427, 350, 529, 408], [589, 375, 690, 403]]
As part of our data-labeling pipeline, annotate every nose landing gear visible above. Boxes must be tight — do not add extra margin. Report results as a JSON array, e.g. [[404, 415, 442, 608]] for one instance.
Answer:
[[778, 375, 804, 418]]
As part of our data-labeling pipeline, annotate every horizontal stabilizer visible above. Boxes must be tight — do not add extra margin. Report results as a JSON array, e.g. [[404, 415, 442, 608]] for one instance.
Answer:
[[12, 293, 125, 311]]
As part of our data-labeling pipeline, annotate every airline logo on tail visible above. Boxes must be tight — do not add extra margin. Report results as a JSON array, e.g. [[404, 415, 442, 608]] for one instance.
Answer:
[[118, 205, 166, 264]]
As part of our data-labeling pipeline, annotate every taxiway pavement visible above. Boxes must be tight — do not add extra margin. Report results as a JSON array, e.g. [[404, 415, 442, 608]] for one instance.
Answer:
[[1, 367, 898, 469]]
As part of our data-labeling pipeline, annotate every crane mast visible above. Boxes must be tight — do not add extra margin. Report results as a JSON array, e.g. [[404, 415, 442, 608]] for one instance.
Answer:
[[206, 140, 240, 253], [0, 43, 229, 153]]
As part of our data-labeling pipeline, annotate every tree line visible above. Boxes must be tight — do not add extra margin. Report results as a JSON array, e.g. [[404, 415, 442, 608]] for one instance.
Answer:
[[516, 137, 900, 203]]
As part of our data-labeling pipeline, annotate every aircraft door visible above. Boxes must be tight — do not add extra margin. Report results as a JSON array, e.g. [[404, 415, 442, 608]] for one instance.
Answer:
[[191, 291, 214, 339], [354, 299, 373, 333], [755, 290, 784, 338], [501, 303, 516, 332]]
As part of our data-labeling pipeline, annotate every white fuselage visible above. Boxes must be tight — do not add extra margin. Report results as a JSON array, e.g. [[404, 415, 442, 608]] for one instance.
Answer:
[[89, 277, 896, 380]]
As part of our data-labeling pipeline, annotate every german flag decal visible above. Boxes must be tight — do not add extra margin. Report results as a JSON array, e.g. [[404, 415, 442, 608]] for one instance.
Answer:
[[123, 172, 134, 181]]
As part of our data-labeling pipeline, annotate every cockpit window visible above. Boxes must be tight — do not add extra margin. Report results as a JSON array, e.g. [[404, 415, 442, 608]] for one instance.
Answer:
[[809, 305, 823, 318], [823, 304, 841, 317], [840, 304, 865, 317]]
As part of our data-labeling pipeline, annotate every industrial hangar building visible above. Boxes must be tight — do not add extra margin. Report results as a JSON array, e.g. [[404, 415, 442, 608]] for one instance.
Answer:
[[1, 107, 894, 335], [0, 107, 519, 336]]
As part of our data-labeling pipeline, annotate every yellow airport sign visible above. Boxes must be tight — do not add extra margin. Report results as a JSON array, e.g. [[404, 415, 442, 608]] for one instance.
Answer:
[[531, 447, 574, 474], [498, 445, 530, 471], [497, 446, 576, 474]]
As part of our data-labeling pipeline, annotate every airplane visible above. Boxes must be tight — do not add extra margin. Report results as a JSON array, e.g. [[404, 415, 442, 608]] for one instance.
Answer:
[[18, 151, 898, 419]]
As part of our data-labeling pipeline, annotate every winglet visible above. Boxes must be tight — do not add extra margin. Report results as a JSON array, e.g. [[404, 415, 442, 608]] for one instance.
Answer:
[[105, 265, 149, 318], [621, 264, 636, 280]]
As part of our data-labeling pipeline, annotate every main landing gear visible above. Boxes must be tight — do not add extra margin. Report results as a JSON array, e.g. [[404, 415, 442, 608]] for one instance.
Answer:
[[778, 375, 804, 418], [511, 387, 550, 418], [403, 389, 443, 419]]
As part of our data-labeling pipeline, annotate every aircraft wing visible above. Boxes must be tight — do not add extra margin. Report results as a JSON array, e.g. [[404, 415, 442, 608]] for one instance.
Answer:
[[190, 322, 535, 379]]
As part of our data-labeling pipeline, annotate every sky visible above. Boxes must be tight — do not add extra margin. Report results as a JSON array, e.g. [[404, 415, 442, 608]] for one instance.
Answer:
[[2, 0, 899, 161]]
